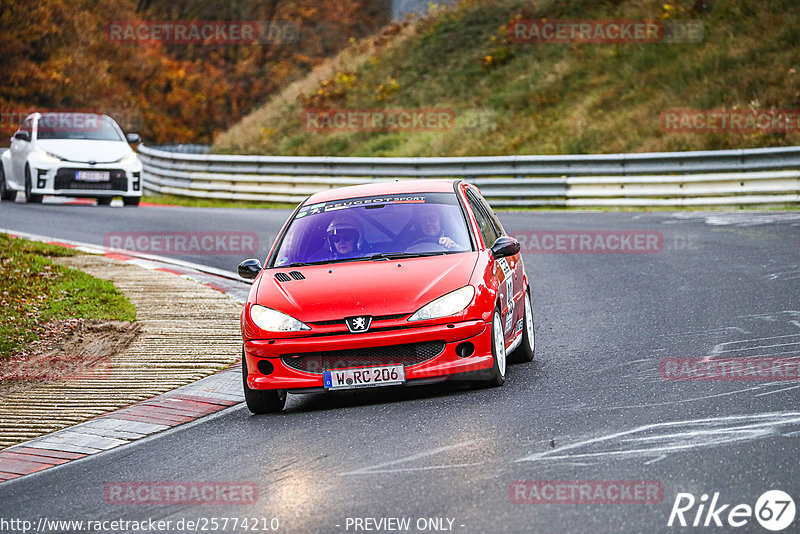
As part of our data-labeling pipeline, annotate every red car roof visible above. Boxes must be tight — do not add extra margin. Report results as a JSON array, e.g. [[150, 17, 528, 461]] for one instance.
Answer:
[[304, 179, 460, 204]]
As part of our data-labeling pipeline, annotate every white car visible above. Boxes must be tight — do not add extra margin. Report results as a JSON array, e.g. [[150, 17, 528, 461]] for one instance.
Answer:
[[0, 112, 143, 206]]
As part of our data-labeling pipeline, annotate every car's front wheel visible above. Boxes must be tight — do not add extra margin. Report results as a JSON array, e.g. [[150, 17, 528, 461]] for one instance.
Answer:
[[24, 166, 43, 204], [0, 163, 16, 202], [509, 290, 535, 363], [476, 308, 506, 388], [122, 197, 140, 207], [242, 351, 287, 414], [96, 197, 113, 206]]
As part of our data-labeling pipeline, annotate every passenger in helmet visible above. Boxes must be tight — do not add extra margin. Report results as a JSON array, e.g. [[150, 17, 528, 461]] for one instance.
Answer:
[[416, 209, 459, 250]]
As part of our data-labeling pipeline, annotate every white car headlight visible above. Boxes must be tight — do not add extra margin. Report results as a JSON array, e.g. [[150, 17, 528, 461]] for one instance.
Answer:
[[250, 305, 310, 332], [33, 148, 61, 163], [116, 152, 138, 165], [408, 286, 475, 322]]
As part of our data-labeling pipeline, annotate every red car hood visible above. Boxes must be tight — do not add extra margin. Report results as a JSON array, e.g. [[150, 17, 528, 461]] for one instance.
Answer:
[[255, 253, 479, 322]]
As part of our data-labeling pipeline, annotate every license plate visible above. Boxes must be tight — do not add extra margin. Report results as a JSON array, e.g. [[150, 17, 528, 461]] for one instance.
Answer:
[[323, 364, 405, 390], [75, 170, 110, 182]]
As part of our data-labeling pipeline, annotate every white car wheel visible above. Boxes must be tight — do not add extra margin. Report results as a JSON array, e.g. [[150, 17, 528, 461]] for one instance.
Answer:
[[476, 308, 506, 388], [510, 290, 535, 363]]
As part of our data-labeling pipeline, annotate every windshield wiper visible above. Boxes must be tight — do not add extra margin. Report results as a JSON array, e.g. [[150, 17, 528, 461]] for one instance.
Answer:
[[285, 252, 452, 267], [369, 252, 448, 260], [301, 257, 368, 266]]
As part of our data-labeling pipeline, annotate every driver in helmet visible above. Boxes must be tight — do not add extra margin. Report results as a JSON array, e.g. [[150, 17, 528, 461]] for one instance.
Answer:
[[326, 215, 362, 259]]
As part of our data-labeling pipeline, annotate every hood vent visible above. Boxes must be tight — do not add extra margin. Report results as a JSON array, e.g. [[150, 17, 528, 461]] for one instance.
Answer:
[[275, 271, 305, 282]]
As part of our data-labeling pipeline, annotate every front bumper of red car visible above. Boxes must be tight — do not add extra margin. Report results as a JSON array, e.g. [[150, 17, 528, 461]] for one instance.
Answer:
[[243, 319, 493, 391]]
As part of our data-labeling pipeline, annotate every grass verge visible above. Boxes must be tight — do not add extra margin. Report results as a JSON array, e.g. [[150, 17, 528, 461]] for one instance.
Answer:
[[0, 234, 136, 359], [142, 193, 295, 210]]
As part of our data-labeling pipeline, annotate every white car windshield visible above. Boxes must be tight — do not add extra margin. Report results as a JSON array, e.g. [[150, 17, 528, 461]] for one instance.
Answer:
[[36, 113, 124, 141], [271, 192, 473, 266]]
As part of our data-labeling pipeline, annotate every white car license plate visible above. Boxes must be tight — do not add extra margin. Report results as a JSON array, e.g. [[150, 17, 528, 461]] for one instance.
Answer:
[[323, 364, 405, 390], [75, 170, 110, 182]]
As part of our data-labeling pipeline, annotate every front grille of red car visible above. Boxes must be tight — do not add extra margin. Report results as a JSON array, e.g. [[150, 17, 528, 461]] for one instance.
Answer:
[[308, 313, 408, 327], [280, 341, 445, 374]]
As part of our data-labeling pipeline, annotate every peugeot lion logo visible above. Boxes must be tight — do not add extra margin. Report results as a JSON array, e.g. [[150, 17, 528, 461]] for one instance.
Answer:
[[345, 315, 372, 333]]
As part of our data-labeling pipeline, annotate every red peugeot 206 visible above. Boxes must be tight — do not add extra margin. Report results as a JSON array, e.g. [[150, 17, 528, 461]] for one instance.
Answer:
[[238, 179, 534, 413]]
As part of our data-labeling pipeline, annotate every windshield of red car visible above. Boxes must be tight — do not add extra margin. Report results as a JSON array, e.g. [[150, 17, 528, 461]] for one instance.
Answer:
[[36, 114, 124, 141], [271, 192, 473, 266]]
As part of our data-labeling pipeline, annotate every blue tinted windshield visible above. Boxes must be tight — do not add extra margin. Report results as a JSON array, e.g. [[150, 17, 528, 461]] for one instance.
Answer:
[[271, 192, 473, 266]]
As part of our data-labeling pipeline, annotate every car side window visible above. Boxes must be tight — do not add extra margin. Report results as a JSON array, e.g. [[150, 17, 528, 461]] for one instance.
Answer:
[[466, 190, 499, 247], [474, 193, 506, 238]]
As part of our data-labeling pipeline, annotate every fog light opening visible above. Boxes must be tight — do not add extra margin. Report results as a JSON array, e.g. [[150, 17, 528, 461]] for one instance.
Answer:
[[256, 359, 275, 376], [455, 342, 474, 358]]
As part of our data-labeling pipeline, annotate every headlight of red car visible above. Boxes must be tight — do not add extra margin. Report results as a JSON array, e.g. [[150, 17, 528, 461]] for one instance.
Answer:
[[408, 286, 475, 322], [250, 305, 311, 332]]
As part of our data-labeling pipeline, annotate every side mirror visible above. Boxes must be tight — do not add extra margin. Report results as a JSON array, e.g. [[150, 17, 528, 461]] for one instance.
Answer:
[[238, 258, 263, 280], [126, 133, 142, 144], [13, 131, 31, 142], [490, 236, 520, 259]]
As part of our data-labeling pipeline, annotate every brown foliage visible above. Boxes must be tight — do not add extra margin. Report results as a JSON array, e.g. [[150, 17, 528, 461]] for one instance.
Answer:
[[0, 0, 391, 144]]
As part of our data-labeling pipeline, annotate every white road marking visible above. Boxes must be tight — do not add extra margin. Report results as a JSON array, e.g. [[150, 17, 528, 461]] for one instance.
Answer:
[[516, 412, 800, 464], [753, 385, 800, 397], [764, 269, 800, 281], [714, 341, 800, 354], [662, 326, 750, 338], [338, 440, 483, 476], [670, 213, 800, 227], [710, 333, 800, 355], [611, 384, 780, 409]]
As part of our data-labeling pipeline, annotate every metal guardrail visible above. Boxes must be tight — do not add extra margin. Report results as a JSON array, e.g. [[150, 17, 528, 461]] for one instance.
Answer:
[[138, 144, 800, 206], [152, 144, 210, 155]]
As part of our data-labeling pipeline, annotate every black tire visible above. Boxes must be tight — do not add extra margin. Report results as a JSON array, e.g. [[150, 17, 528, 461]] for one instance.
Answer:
[[474, 308, 506, 388], [242, 350, 286, 414], [122, 196, 140, 207], [0, 163, 16, 201], [509, 289, 535, 363], [96, 197, 113, 206], [24, 166, 43, 204]]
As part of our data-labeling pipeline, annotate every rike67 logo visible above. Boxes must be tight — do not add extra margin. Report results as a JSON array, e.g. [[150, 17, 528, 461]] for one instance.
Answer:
[[668, 490, 796, 531]]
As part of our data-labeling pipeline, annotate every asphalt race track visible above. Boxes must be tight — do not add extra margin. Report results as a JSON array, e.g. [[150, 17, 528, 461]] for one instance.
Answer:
[[1, 200, 799, 533]]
